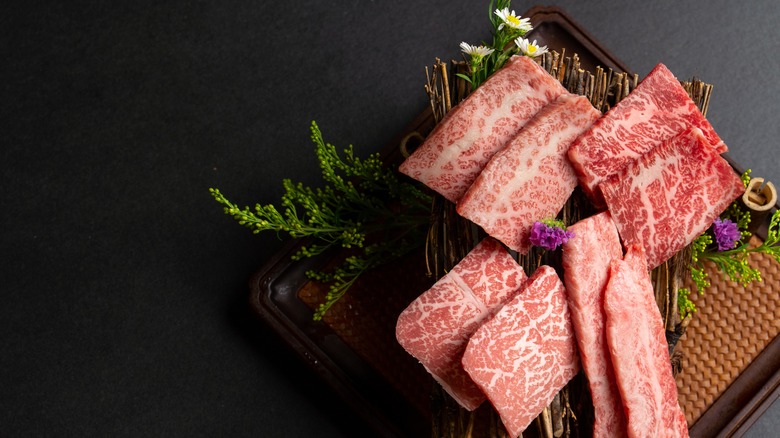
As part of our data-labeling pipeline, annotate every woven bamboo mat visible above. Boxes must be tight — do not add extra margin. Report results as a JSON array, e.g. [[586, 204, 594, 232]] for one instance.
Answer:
[[676, 235, 780, 425]]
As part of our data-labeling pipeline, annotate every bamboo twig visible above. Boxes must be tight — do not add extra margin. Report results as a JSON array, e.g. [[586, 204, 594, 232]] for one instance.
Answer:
[[552, 393, 564, 437]]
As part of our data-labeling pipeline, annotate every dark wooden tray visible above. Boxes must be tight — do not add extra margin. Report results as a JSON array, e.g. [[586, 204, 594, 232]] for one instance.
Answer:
[[248, 6, 780, 437]]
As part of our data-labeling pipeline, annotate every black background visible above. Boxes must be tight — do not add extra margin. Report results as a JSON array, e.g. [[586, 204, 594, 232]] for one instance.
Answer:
[[3, 1, 778, 436]]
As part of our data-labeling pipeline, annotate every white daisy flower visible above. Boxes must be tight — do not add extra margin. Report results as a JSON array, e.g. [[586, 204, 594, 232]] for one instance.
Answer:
[[460, 42, 495, 59], [494, 8, 532, 33], [515, 37, 548, 57]]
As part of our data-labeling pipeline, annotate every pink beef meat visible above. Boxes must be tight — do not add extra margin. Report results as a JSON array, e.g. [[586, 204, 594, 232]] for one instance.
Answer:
[[395, 238, 527, 410], [457, 93, 601, 253], [399, 55, 567, 203], [604, 245, 689, 437], [561, 211, 627, 438], [567, 63, 728, 207], [600, 126, 744, 270], [462, 265, 580, 437]]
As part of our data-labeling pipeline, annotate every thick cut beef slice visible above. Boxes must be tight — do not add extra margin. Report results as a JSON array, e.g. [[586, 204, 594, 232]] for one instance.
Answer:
[[399, 55, 566, 203], [457, 93, 601, 253], [395, 238, 527, 410], [567, 63, 727, 207], [600, 126, 743, 270], [604, 245, 689, 437], [561, 211, 627, 438], [462, 265, 579, 437]]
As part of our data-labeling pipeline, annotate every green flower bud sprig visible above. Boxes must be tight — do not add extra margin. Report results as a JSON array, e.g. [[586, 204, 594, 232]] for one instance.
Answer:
[[211, 121, 431, 320]]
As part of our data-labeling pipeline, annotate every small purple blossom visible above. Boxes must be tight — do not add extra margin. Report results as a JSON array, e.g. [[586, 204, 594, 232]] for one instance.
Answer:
[[529, 221, 575, 251], [712, 218, 741, 251]]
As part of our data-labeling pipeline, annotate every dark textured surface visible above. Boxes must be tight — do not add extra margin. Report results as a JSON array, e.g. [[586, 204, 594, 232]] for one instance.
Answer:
[[2, 1, 779, 436]]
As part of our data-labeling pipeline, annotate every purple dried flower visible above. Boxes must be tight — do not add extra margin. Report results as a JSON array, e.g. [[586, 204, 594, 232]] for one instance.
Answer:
[[712, 218, 741, 251], [529, 221, 575, 251]]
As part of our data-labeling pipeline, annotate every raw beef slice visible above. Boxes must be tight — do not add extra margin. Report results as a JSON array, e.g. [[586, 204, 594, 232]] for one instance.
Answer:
[[604, 245, 689, 438], [567, 63, 728, 207], [600, 126, 744, 270], [399, 55, 567, 203], [457, 93, 601, 253], [395, 238, 527, 410], [462, 265, 580, 437], [561, 211, 626, 438]]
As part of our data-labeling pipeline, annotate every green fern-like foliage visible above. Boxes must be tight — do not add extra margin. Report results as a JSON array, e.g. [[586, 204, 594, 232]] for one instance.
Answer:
[[211, 121, 431, 320]]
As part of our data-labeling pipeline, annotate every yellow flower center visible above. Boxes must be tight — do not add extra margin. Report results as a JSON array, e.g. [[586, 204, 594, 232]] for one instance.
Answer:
[[528, 45, 537, 54], [507, 15, 520, 26]]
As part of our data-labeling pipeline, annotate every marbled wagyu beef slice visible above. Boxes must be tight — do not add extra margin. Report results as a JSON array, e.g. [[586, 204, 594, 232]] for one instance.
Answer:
[[567, 63, 727, 207], [395, 238, 527, 410], [462, 265, 579, 437], [600, 126, 743, 270], [457, 93, 601, 254], [400, 55, 567, 203]]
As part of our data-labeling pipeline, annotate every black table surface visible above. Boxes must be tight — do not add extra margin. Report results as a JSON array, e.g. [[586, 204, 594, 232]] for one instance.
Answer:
[[3, 1, 779, 436]]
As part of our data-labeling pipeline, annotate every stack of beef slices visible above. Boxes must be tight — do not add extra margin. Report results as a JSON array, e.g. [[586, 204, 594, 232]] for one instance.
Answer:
[[396, 55, 745, 437]]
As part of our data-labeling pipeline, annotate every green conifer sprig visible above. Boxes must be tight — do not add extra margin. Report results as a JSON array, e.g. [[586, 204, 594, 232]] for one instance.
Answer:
[[210, 122, 431, 320]]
